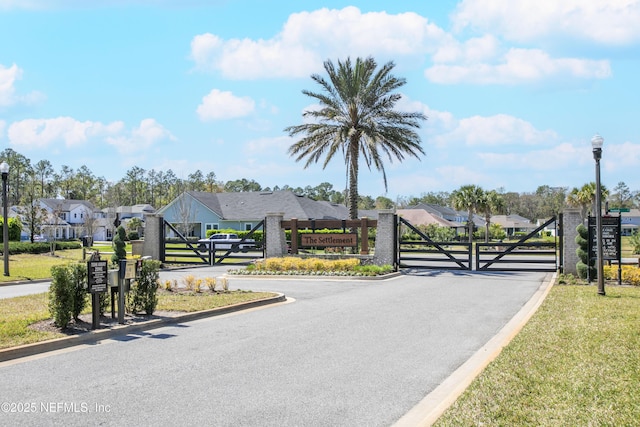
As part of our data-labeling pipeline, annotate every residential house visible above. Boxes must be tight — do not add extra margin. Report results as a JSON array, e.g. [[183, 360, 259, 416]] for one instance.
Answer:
[[101, 204, 156, 239], [36, 198, 104, 241], [616, 208, 640, 236], [399, 203, 483, 235], [157, 191, 371, 238], [490, 214, 537, 237]]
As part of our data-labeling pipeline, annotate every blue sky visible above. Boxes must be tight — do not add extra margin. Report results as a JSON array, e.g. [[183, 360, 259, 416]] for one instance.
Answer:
[[1, 0, 639, 201]]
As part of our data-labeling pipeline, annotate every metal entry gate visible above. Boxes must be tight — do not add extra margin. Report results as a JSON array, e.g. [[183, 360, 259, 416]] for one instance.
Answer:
[[475, 216, 558, 272], [162, 220, 264, 265], [398, 216, 559, 272], [398, 217, 472, 270]]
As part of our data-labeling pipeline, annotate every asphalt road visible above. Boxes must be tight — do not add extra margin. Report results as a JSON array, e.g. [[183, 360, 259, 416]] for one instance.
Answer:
[[0, 267, 548, 426]]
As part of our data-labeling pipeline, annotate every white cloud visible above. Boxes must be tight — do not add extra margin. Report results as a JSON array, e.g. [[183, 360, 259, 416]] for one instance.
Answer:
[[7, 117, 122, 149], [434, 165, 492, 187], [0, 63, 44, 108], [478, 142, 581, 170], [243, 136, 291, 156], [452, 0, 640, 45], [604, 141, 640, 171], [196, 89, 255, 121], [433, 113, 558, 147], [106, 118, 175, 154], [190, 6, 446, 79], [0, 120, 5, 139], [426, 48, 611, 84]]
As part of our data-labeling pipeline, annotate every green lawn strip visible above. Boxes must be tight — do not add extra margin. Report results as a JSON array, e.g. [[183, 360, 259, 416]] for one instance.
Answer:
[[0, 290, 277, 350], [0, 293, 65, 349], [0, 249, 85, 283], [434, 284, 640, 426]]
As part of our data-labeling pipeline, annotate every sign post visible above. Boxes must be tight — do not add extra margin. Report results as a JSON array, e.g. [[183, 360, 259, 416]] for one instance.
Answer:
[[117, 259, 141, 324], [87, 259, 108, 329]]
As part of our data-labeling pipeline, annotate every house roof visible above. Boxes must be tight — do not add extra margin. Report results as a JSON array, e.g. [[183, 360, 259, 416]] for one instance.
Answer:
[[171, 190, 362, 221], [40, 198, 96, 212], [490, 214, 536, 229], [397, 209, 461, 228], [410, 203, 460, 218]]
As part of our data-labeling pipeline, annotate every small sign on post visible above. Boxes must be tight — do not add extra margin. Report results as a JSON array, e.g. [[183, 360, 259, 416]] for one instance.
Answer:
[[88, 260, 108, 293], [87, 260, 108, 330]]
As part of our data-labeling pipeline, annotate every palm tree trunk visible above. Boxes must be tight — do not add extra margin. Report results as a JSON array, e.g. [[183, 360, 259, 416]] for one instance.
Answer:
[[348, 138, 359, 220], [485, 212, 490, 243]]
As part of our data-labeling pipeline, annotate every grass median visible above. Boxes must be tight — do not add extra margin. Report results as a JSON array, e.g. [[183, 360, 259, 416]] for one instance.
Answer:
[[0, 290, 277, 350], [434, 283, 640, 426]]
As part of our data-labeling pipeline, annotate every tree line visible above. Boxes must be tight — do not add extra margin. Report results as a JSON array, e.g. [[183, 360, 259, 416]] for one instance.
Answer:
[[1, 148, 637, 222]]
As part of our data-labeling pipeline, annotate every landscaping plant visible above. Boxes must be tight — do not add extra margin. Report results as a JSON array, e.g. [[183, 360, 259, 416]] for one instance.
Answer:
[[127, 259, 161, 315], [69, 262, 88, 321], [111, 225, 127, 265], [48, 265, 75, 328], [575, 223, 595, 279]]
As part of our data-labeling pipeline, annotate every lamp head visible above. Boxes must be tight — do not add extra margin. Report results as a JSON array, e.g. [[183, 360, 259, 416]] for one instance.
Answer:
[[0, 161, 8, 177], [591, 134, 603, 161]]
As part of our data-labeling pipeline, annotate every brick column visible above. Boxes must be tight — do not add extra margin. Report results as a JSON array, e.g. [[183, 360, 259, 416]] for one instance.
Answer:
[[265, 212, 286, 258], [562, 208, 583, 275], [373, 210, 396, 267], [142, 214, 163, 261]]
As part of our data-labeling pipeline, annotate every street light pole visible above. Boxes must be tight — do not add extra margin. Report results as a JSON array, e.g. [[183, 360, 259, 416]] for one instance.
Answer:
[[1, 161, 9, 277], [591, 134, 604, 296]]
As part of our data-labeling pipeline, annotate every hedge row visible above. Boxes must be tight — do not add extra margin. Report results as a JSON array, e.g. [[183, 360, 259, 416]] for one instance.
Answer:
[[1, 241, 82, 255]]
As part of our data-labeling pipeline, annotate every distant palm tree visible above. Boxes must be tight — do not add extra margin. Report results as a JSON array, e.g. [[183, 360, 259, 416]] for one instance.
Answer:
[[478, 189, 505, 243], [451, 184, 484, 244], [285, 56, 426, 219], [567, 182, 609, 219]]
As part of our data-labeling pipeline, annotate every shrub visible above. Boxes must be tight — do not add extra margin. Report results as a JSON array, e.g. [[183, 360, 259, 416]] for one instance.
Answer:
[[111, 226, 127, 265], [604, 264, 640, 286], [49, 265, 75, 328], [69, 263, 88, 321], [182, 274, 196, 291], [127, 259, 161, 315], [629, 230, 640, 255], [127, 231, 139, 241], [575, 224, 595, 280], [205, 277, 216, 291]]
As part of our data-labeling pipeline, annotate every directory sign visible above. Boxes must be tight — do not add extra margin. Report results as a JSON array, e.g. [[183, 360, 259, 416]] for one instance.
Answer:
[[588, 216, 621, 261]]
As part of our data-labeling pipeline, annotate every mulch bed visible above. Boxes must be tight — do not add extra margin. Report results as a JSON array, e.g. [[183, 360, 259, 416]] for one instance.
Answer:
[[29, 310, 182, 336]]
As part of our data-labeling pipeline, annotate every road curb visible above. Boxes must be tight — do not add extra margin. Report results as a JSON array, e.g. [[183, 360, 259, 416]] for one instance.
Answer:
[[0, 293, 286, 363], [393, 272, 557, 427]]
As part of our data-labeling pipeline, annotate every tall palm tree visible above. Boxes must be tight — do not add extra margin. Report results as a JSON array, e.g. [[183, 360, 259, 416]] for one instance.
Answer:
[[451, 184, 484, 244], [285, 56, 426, 219], [478, 189, 505, 243]]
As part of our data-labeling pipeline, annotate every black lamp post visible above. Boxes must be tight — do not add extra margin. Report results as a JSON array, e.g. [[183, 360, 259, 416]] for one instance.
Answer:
[[1, 161, 9, 277], [591, 134, 604, 296]]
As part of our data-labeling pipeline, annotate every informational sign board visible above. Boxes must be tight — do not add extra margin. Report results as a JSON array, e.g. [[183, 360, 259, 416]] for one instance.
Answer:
[[588, 216, 621, 261], [87, 260, 108, 293], [300, 233, 357, 247]]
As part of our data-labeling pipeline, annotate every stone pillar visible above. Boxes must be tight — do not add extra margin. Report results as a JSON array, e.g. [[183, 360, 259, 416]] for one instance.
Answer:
[[562, 208, 583, 276], [265, 212, 286, 258], [373, 210, 396, 267], [142, 214, 163, 261]]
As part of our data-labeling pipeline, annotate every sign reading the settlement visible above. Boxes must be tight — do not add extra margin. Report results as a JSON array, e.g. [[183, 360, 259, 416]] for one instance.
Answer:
[[300, 233, 357, 247], [87, 260, 108, 293]]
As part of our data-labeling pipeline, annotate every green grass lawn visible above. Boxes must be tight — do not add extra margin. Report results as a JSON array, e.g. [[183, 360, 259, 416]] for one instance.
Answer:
[[0, 290, 277, 350], [0, 245, 133, 283], [434, 284, 640, 426]]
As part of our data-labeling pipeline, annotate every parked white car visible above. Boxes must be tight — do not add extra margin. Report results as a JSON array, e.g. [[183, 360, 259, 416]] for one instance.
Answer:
[[197, 233, 256, 252]]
